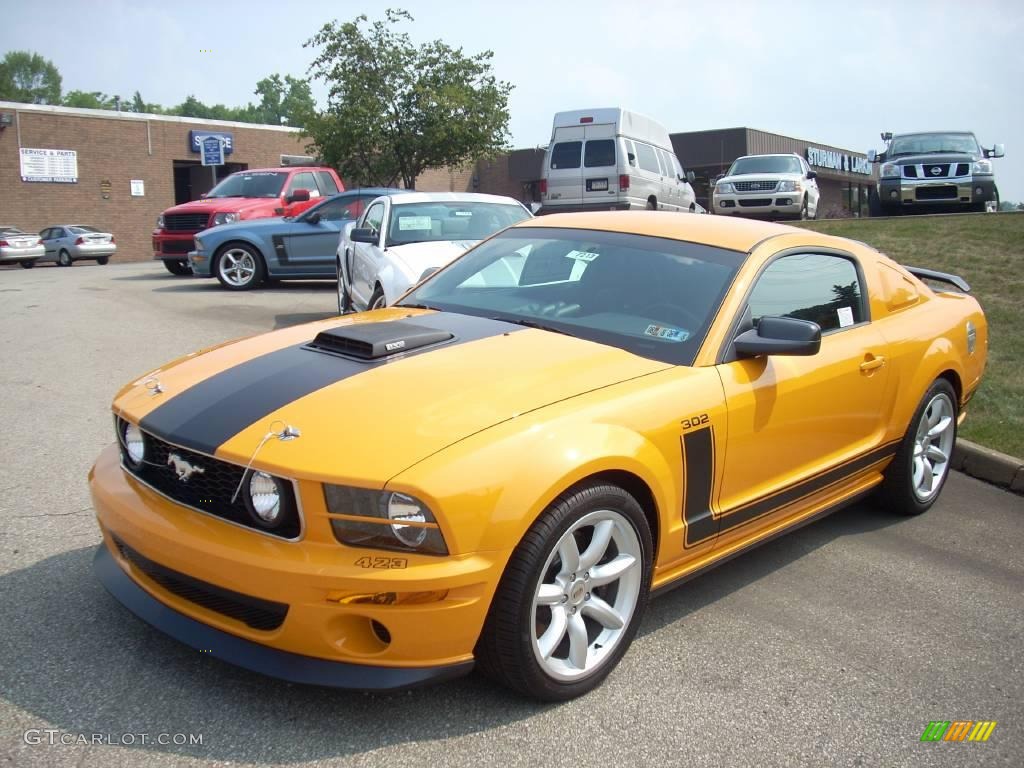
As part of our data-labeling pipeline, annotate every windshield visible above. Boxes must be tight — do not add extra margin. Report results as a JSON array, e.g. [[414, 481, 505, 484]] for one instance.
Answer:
[[400, 227, 744, 366], [206, 171, 288, 199], [728, 156, 803, 175], [387, 201, 530, 246], [888, 133, 981, 157]]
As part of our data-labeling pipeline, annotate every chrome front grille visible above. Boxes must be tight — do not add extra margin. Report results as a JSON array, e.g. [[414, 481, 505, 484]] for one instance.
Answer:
[[733, 180, 779, 193]]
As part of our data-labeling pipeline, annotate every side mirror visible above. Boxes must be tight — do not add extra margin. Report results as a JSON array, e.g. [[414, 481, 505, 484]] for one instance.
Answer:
[[734, 316, 821, 358], [199, 192, 208, 199], [686, 170, 696, 183], [866, 149, 877, 163], [349, 227, 378, 244], [418, 266, 440, 283], [987, 143, 1005, 158], [306, 212, 321, 225], [286, 188, 311, 204], [806, 170, 817, 180]]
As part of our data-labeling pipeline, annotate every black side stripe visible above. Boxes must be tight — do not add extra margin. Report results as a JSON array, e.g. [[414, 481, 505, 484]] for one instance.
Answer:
[[140, 313, 521, 455], [681, 426, 899, 549]]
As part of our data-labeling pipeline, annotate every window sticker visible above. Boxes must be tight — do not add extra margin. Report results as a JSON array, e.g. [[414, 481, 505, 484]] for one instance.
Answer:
[[644, 324, 690, 342], [453, 211, 473, 217], [564, 250, 599, 262], [398, 216, 432, 231], [837, 306, 854, 328]]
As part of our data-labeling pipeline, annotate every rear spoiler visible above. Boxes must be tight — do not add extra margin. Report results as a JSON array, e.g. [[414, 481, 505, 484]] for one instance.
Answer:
[[904, 266, 970, 293]]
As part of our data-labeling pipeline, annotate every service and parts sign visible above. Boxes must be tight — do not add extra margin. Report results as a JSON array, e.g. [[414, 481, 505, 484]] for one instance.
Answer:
[[188, 130, 234, 155], [20, 148, 78, 183]]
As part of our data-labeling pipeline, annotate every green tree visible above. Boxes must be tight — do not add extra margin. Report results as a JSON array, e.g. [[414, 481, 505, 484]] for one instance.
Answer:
[[304, 9, 512, 188], [63, 90, 118, 109], [0, 50, 62, 104], [254, 74, 315, 127]]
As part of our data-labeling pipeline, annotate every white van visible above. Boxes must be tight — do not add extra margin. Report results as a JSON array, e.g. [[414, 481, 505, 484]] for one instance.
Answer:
[[540, 108, 697, 213]]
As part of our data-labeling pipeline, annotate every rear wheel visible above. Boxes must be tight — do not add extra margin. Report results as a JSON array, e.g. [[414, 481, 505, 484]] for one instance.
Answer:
[[877, 379, 958, 516], [19, 260, 35, 269], [163, 259, 191, 276], [646, 197, 657, 211], [475, 483, 652, 701], [214, 244, 265, 291], [97, 256, 109, 265], [57, 250, 72, 267]]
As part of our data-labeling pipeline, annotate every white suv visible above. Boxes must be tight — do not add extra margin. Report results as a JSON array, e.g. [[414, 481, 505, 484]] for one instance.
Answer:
[[712, 153, 820, 220]]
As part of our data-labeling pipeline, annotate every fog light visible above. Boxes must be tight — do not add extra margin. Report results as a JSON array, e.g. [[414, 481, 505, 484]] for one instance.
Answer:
[[720, 201, 727, 208], [889, 191, 899, 200], [371, 620, 391, 645], [246, 471, 284, 527], [121, 421, 146, 467], [975, 187, 983, 196]]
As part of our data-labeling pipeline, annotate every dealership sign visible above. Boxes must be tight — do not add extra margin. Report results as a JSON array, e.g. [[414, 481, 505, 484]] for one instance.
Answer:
[[20, 148, 78, 183], [188, 130, 234, 155], [806, 147, 871, 176]]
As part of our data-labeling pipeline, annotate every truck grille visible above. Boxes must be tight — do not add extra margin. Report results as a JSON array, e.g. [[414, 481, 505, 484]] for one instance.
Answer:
[[733, 181, 778, 193], [903, 166, 918, 178], [114, 537, 288, 630], [922, 164, 951, 178], [160, 240, 194, 255], [117, 423, 301, 540], [164, 213, 211, 232], [915, 186, 958, 201], [955, 163, 970, 176]]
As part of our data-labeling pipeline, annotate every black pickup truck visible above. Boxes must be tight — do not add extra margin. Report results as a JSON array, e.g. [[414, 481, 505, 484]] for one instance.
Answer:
[[868, 131, 1004, 216]]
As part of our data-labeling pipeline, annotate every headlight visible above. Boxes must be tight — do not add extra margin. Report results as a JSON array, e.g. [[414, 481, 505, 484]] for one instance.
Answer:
[[243, 470, 292, 530], [716, 182, 734, 194], [156, 214, 165, 229], [972, 159, 993, 175], [117, 417, 147, 469], [324, 485, 448, 555], [212, 212, 240, 226], [881, 162, 900, 178], [777, 180, 801, 192]]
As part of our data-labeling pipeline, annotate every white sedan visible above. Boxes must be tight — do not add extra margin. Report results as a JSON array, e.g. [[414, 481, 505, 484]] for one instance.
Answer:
[[337, 192, 532, 313]]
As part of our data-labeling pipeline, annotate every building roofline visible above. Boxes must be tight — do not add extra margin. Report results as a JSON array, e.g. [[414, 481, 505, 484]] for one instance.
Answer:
[[0, 101, 301, 133], [671, 126, 868, 157]]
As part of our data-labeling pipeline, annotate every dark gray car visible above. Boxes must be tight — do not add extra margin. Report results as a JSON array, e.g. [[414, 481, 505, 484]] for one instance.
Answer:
[[39, 225, 116, 266]]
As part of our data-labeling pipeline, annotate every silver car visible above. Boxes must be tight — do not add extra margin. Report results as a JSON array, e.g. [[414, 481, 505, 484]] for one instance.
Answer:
[[39, 225, 116, 266], [0, 227, 45, 269]]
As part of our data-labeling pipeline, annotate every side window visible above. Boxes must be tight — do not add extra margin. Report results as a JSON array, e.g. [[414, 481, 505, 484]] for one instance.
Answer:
[[635, 142, 661, 174], [656, 149, 672, 176], [672, 155, 686, 179], [39, 228, 52, 240], [550, 141, 582, 170], [362, 202, 385, 234], [315, 171, 340, 195], [316, 197, 363, 222], [748, 253, 865, 333], [624, 140, 638, 168], [287, 172, 320, 198], [584, 139, 616, 168]]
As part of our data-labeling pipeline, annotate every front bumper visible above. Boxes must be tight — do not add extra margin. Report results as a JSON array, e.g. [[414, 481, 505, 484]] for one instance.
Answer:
[[89, 444, 500, 688], [187, 249, 213, 277], [94, 544, 473, 689], [0, 244, 45, 262], [153, 232, 198, 261], [538, 200, 634, 214], [712, 192, 802, 218], [878, 176, 996, 208]]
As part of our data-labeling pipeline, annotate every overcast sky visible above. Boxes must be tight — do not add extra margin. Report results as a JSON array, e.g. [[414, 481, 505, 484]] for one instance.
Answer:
[[4, 0, 1023, 199]]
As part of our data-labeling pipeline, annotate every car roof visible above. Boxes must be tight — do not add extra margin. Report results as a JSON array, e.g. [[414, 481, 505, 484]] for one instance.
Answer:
[[518, 211, 805, 253], [332, 187, 409, 197], [734, 153, 801, 160], [390, 192, 525, 206]]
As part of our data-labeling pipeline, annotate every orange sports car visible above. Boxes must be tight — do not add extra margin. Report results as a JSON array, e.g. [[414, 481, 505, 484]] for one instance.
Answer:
[[90, 212, 986, 700]]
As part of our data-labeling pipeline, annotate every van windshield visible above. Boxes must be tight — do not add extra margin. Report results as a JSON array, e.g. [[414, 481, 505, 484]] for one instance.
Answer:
[[550, 142, 582, 170], [584, 140, 616, 168]]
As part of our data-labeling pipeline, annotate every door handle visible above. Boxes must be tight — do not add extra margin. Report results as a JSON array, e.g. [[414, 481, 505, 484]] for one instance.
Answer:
[[859, 355, 886, 373]]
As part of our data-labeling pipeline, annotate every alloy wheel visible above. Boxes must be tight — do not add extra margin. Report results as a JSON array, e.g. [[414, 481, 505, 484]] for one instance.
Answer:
[[219, 249, 256, 288], [911, 392, 955, 502]]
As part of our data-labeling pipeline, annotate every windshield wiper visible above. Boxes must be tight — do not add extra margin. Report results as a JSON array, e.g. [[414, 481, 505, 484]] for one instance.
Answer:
[[491, 317, 571, 336], [396, 302, 443, 311]]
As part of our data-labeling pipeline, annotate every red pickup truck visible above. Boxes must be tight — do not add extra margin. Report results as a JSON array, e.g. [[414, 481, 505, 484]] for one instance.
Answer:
[[153, 167, 345, 274]]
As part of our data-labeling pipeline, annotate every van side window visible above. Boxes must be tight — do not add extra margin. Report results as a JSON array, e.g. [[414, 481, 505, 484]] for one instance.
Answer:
[[551, 142, 582, 170], [657, 149, 673, 176], [635, 143, 660, 174], [672, 155, 686, 179], [624, 140, 638, 168], [584, 140, 616, 168]]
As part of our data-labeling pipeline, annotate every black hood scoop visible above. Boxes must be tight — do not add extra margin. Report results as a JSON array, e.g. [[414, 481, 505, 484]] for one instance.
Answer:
[[306, 320, 454, 360]]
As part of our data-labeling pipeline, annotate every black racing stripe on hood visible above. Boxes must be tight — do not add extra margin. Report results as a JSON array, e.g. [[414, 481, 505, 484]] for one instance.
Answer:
[[140, 312, 521, 455]]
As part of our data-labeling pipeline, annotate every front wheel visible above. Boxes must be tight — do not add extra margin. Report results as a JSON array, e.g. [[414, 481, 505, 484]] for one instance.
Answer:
[[799, 196, 809, 220], [877, 379, 958, 516], [163, 259, 192, 276], [475, 483, 652, 701], [214, 244, 265, 291], [336, 256, 353, 314], [368, 284, 386, 310]]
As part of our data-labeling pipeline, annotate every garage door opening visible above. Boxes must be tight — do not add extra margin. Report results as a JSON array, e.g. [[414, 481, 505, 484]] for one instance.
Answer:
[[173, 160, 248, 204]]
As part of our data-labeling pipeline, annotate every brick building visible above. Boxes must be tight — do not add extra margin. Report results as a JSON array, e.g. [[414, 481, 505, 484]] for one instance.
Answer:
[[0, 102, 309, 263]]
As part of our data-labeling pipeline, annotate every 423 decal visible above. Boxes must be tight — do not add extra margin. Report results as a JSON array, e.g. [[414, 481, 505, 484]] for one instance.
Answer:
[[354, 556, 408, 569], [681, 413, 710, 430]]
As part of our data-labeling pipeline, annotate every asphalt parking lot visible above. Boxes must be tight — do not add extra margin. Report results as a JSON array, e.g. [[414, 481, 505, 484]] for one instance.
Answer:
[[1, 261, 1021, 767]]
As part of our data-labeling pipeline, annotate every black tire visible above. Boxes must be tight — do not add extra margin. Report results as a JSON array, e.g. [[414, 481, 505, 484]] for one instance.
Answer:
[[475, 482, 653, 701], [336, 256, 353, 314], [646, 197, 657, 211], [57, 250, 72, 267], [214, 243, 265, 291], [368, 284, 386, 310], [97, 256, 109, 265], [868, 188, 883, 218], [799, 196, 809, 220], [163, 259, 192, 276], [877, 379, 958, 516], [19, 260, 35, 269]]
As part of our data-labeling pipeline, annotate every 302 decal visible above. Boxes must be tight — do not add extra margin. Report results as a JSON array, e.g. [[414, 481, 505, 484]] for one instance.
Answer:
[[354, 556, 408, 569], [681, 413, 710, 430]]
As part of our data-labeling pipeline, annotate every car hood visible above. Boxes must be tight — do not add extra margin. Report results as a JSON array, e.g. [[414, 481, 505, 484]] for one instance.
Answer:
[[163, 198, 280, 216], [196, 217, 288, 239], [112, 309, 669, 484], [719, 172, 803, 185], [387, 240, 479, 279], [887, 152, 979, 165]]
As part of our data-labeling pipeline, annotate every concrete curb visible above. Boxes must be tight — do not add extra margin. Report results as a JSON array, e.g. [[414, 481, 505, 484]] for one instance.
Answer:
[[952, 439, 1024, 494]]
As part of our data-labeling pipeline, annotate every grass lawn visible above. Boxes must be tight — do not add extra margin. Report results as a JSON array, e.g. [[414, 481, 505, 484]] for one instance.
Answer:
[[796, 212, 1024, 458]]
